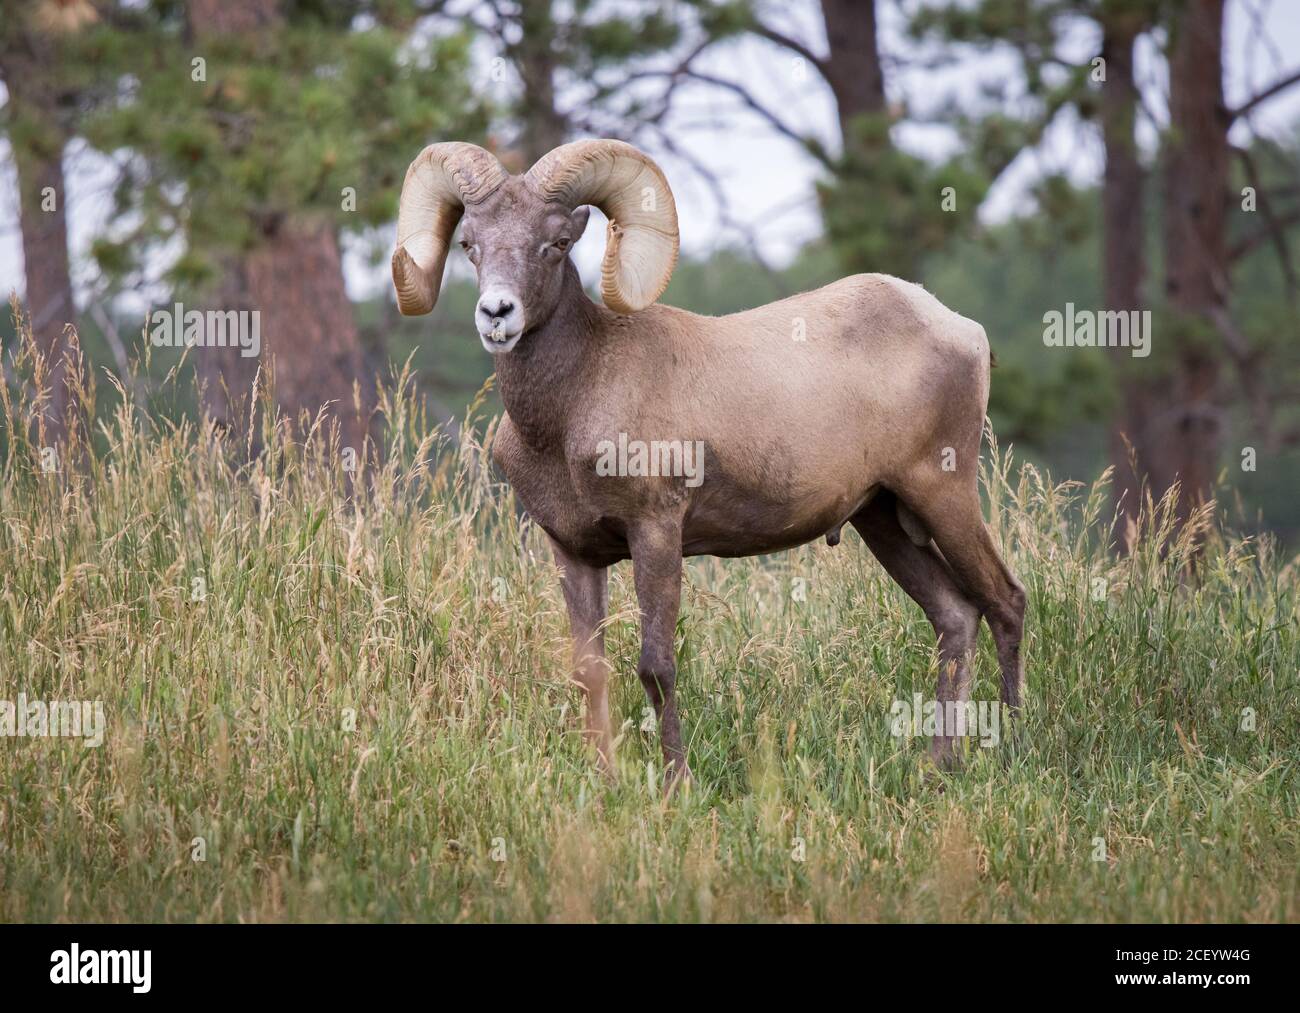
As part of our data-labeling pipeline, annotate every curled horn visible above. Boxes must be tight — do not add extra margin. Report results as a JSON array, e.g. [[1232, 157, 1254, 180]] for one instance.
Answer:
[[525, 140, 679, 314], [391, 143, 507, 315]]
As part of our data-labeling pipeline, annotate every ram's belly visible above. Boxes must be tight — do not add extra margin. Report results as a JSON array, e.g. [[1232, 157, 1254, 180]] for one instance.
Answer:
[[679, 442, 884, 557], [681, 495, 876, 558]]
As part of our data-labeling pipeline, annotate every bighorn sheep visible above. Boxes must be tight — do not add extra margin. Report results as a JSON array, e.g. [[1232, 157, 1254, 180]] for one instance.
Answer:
[[393, 139, 1026, 779]]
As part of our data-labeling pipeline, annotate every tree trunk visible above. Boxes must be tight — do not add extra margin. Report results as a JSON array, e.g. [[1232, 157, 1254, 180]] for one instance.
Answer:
[[513, 0, 567, 165], [819, 0, 887, 141], [812, 0, 909, 276], [5, 52, 78, 446], [193, 256, 259, 440], [1099, 15, 1147, 544], [245, 220, 370, 452], [189, 0, 372, 458], [1158, 0, 1229, 522], [189, 0, 277, 33]]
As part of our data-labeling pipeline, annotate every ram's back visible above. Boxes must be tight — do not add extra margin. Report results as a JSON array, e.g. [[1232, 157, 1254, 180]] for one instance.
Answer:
[[608, 273, 989, 434]]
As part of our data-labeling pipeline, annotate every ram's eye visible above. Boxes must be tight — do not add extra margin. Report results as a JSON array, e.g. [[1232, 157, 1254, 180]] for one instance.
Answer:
[[458, 239, 471, 251], [553, 237, 571, 251]]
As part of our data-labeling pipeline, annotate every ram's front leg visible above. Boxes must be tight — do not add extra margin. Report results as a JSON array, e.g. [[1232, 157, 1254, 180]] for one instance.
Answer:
[[628, 518, 691, 789], [550, 538, 614, 774]]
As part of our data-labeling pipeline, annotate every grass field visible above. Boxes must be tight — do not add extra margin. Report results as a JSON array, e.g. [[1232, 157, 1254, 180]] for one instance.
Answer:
[[2, 341, 1298, 923]]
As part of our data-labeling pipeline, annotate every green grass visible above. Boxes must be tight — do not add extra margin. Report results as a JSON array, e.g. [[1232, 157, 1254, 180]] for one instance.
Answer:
[[1, 334, 1298, 923]]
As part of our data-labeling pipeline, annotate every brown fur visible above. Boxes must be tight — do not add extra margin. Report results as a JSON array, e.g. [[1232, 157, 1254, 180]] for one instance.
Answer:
[[444, 173, 1026, 779]]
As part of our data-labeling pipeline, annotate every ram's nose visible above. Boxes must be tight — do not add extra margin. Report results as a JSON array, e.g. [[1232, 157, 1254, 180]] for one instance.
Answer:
[[478, 297, 514, 321], [475, 287, 525, 353], [476, 288, 522, 331]]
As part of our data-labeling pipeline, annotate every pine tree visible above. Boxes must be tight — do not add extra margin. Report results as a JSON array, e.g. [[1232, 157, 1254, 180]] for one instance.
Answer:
[[83, 0, 486, 456]]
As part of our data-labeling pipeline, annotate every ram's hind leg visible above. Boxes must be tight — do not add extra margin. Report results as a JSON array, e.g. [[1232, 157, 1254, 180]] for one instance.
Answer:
[[900, 484, 1026, 711], [852, 493, 981, 768]]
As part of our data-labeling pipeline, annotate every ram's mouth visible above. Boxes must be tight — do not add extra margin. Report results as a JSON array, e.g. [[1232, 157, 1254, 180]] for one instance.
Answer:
[[485, 326, 518, 345], [479, 327, 523, 355]]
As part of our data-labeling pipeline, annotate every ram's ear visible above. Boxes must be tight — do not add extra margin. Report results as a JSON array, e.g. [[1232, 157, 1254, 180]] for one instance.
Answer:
[[569, 206, 591, 243]]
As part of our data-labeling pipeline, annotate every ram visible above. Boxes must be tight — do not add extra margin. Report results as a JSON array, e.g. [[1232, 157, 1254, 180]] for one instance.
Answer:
[[393, 139, 1026, 781]]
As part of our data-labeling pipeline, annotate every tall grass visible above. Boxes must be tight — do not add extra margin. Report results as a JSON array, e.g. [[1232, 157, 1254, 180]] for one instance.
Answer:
[[1, 319, 1297, 923]]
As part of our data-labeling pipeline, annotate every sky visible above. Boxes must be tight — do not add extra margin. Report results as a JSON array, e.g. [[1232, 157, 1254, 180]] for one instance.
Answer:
[[1, 0, 1298, 315]]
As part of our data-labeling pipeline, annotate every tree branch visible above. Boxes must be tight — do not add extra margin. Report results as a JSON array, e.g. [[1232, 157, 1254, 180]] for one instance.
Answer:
[[1228, 208, 1300, 262], [677, 69, 834, 170], [1231, 145, 1298, 305], [749, 22, 827, 78], [1230, 67, 1300, 121]]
